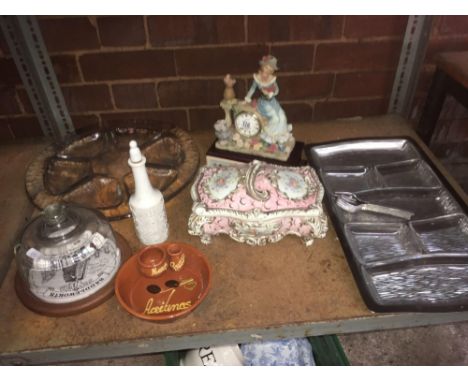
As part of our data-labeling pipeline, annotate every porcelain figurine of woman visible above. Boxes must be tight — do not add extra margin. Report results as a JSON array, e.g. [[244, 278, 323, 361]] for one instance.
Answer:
[[244, 55, 293, 147]]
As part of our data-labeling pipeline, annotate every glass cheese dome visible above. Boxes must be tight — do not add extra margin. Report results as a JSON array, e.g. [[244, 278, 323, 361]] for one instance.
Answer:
[[15, 203, 121, 307]]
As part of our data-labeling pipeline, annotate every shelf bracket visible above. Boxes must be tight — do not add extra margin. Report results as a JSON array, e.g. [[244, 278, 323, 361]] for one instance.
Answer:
[[0, 16, 75, 143]]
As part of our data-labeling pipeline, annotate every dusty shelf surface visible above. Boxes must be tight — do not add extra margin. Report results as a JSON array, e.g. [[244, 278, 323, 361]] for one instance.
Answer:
[[1, 115, 467, 365]]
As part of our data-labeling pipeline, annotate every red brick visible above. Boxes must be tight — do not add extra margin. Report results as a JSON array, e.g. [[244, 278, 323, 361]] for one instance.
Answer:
[[39, 17, 99, 52], [439, 16, 468, 36], [189, 107, 225, 131], [314, 98, 388, 121], [51, 55, 81, 83], [158, 79, 246, 108], [0, 119, 14, 141], [315, 41, 402, 72], [148, 16, 244, 47], [1, 55, 79, 86], [270, 44, 315, 72], [189, 102, 315, 129], [159, 80, 222, 108], [334, 71, 395, 98], [248, 16, 343, 42], [113, 83, 157, 109], [0, 87, 21, 114], [98, 16, 146, 47], [0, 58, 21, 85], [70, 114, 101, 132], [175, 45, 267, 76], [17, 89, 34, 114], [17, 85, 112, 114], [189, 103, 315, 130], [276, 74, 333, 101], [8, 116, 43, 138], [344, 16, 408, 39], [430, 16, 444, 37], [80, 50, 176, 81], [282, 103, 313, 123], [100, 110, 188, 130], [425, 36, 468, 64], [21, 86, 108, 115], [61, 85, 113, 113]]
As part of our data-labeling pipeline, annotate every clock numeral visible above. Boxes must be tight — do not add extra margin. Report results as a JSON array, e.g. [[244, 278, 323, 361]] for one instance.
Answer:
[[235, 112, 259, 137]]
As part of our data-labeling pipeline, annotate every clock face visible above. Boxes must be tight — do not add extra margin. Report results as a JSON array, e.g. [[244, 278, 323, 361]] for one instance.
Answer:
[[234, 112, 260, 138]]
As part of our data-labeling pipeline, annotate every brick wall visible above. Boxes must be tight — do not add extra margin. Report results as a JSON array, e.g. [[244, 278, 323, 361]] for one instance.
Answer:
[[0, 15, 467, 141]]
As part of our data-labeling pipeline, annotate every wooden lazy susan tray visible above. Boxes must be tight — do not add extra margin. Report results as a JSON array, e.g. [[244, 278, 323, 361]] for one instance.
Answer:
[[26, 122, 200, 220]]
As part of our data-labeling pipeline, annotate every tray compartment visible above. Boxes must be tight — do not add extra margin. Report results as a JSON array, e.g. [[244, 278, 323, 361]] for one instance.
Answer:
[[310, 139, 421, 168], [344, 223, 422, 266], [362, 259, 468, 305], [321, 166, 381, 193], [411, 214, 468, 254], [336, 188, 463, 224], [376, 159, 440, 188]]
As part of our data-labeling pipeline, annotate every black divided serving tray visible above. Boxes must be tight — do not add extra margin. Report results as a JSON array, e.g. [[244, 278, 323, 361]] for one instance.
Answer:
[[306, 137, 468, 312]]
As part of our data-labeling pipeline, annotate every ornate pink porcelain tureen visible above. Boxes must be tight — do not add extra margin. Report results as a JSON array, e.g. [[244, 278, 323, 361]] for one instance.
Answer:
[[188, 160, 328, 246]]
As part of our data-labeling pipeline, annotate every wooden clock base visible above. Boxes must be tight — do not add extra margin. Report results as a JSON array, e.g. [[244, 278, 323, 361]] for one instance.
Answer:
[[14, 232, 132, 317], [206, 140, 305, 166]]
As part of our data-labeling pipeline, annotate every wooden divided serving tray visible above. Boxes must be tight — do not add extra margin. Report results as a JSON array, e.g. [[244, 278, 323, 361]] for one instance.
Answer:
[[26, 122, 199, 220]]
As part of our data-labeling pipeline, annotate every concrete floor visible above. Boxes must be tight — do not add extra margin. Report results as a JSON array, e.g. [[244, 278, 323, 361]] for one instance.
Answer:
[[339, 323, 468, 365], [3, 116, 467, 366]]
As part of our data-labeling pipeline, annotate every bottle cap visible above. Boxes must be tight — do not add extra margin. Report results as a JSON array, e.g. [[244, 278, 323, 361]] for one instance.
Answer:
[[129, 140, 143, 163]]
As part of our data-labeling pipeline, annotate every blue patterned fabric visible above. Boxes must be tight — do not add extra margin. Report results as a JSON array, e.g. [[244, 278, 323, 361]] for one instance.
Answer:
[[240, 338, 315, 366]]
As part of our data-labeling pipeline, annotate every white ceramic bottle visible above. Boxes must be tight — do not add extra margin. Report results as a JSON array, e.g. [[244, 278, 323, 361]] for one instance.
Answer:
[[128, 140, 169, 245]]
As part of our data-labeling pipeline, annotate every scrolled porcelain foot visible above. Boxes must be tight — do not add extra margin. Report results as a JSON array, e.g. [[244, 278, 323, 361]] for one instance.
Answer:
[[303, 236, 315, 247], [201, 234, 212, 245]]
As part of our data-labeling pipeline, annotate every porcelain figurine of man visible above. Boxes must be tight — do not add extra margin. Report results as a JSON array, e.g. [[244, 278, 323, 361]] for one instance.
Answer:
[[244, 55, 293, 148]]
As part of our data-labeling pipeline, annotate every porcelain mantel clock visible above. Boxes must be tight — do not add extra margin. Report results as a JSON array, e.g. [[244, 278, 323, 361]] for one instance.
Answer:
[[211, 56, 302, 164]]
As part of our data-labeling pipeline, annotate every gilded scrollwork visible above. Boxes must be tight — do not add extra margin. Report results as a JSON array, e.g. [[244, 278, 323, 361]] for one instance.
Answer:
[[188, 161, 328, 246]]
